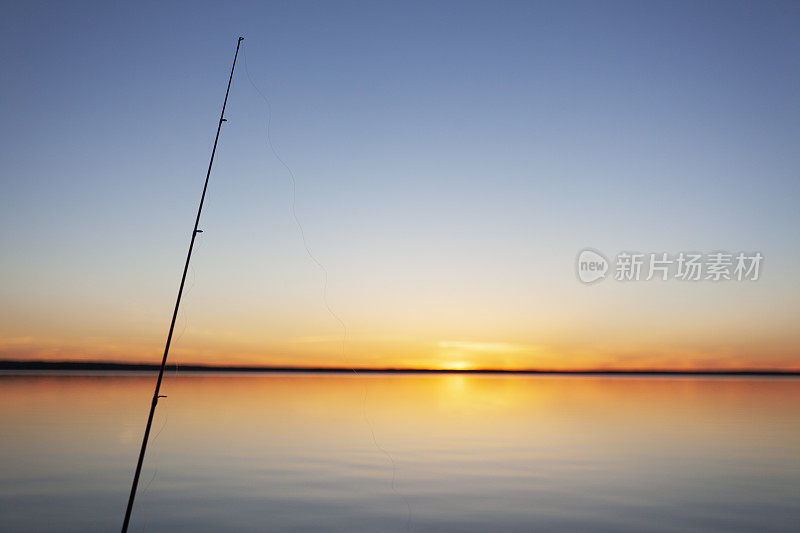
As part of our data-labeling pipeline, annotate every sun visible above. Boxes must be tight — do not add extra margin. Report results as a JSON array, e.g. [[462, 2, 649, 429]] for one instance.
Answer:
[[440, 360, 474, 371]]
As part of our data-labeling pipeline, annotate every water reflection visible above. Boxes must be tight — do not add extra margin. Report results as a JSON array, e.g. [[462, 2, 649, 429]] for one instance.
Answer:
[[1, 373, 799, 531]]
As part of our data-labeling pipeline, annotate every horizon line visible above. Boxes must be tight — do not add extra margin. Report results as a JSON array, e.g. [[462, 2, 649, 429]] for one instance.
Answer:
[[1, 360, 799, 376]]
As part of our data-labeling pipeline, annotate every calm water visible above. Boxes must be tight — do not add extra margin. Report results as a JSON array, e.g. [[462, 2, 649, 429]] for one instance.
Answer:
[[0, 373, 798, 532]]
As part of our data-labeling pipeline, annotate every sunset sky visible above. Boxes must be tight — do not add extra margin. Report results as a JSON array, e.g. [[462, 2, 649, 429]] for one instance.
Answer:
[[1, 1, 799, 370]]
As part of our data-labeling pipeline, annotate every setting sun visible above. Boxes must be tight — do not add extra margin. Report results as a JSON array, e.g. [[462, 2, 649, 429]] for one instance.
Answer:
[[438, 360, 474, 371]]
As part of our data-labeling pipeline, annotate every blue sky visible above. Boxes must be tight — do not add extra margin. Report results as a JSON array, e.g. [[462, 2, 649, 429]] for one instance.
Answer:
[[1, 1, 799, 368]]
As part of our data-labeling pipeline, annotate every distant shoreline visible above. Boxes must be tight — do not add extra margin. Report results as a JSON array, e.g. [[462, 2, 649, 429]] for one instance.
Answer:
[[1, 360, 798, 376]]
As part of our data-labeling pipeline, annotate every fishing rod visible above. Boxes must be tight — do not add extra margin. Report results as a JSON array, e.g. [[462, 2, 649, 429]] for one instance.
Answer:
[[121, 36, 244, 533]]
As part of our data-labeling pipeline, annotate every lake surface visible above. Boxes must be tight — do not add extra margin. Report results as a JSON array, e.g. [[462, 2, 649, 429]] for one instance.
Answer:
[[1, 373, 798, 532]]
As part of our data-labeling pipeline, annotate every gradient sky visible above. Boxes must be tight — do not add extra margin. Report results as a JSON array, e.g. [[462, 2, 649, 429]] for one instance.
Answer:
[[1, 1, 799, 369]]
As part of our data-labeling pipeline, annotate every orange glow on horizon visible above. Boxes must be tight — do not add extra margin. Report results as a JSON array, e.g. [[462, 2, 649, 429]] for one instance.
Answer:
[[2, 321, 799, 372]]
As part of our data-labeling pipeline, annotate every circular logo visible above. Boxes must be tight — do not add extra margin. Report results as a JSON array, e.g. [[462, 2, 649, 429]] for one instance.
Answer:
[[576, 249, 608, 284]]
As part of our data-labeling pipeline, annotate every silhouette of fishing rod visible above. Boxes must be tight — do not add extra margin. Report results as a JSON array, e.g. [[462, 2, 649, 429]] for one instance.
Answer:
[[121, 36, 244, 533]]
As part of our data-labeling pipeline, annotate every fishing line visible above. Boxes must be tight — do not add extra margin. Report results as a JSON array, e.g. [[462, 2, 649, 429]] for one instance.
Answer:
[[156, 234, 201, 400], [242, 44, 412, 530], [241, 46, 346, 349], [137, 379, 172, 503], [139, 411, 166, 496], [170, 234, 202, 358], [138, 225, 203, 501]]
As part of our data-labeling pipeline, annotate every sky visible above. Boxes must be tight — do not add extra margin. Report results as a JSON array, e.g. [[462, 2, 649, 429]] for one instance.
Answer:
[[1, 1, 799, 370]]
